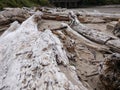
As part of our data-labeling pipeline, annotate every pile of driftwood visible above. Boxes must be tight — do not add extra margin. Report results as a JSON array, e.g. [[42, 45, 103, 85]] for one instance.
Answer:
[[0, 8, 30, 32], [1, 7, 120, 32], [0, 7, 120, 90], [0, 11, 88, 90], [69, 11, 120, 90]]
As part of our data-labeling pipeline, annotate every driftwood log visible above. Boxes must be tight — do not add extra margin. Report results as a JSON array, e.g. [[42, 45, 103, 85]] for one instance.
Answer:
[[61, 23, 111, 53], [99, 53, 120, 90], [42, 14, 69, 21], [69, 11, 120, 53], [0, 12, 88, 90], [77, 10, 120, 21]]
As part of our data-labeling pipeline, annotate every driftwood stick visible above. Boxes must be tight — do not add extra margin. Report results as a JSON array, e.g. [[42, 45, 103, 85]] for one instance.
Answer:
[[90, 60, 104, 63], [86, 73, 99, 77], [51, 26, 68, 31]]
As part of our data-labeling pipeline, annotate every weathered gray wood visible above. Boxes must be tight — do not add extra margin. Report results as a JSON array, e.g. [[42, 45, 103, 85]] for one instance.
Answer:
[[77, 11, 120, 21], [70, 11, 120, 53], [70, 12, 113, 44], [61, 23, 111, 53], [42, 14, 69, 21], [100, 53, 120, 90]]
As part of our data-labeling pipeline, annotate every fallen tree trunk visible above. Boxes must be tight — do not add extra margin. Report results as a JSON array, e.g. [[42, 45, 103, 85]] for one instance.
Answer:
[[0, 12, 88, 90], [77, 11, 120, 21], [69, 13, 113, 45], [61, 23, 111, 53], [69, 11, 120, 53], [42, 14, 69, 21]]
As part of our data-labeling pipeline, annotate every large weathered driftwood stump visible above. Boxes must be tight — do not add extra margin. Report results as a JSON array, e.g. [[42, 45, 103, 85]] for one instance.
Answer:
[[0, 12, 88, 90]]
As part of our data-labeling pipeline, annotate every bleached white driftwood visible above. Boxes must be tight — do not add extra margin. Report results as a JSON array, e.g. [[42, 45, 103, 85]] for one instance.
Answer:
[[0, 12, 88, 90], [1, 21, 20, 38], [70, 15, 113, 44], [77, 10, 120, 21], [69, 11, 120, 53], [61, 23, 111, 53]]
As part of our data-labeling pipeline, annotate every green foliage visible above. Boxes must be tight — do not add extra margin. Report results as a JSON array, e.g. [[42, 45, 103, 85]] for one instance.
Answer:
[[0, 0, 120, 9], [40, 0, 49, 6], [0, 0, 50, 10]]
